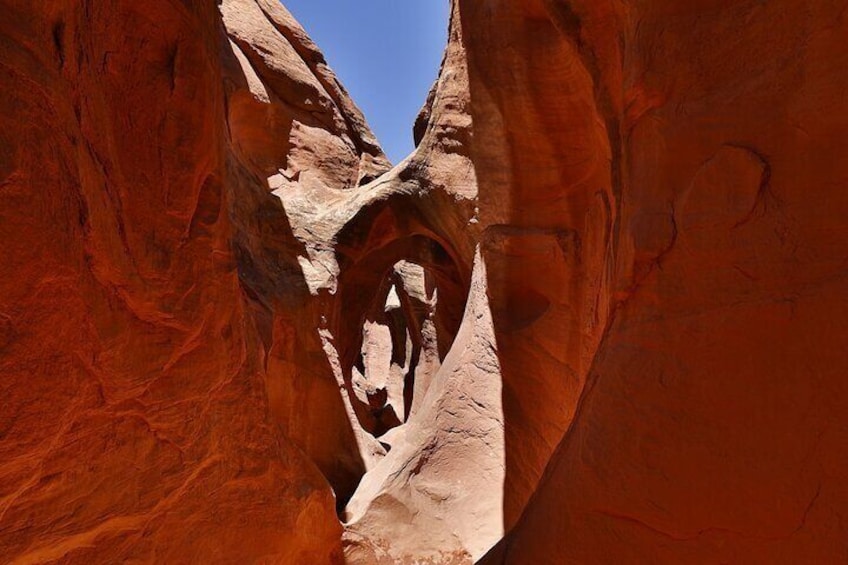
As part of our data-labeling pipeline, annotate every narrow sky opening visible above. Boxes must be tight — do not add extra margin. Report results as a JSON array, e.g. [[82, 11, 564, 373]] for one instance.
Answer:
[[282, 0, 450, 164]]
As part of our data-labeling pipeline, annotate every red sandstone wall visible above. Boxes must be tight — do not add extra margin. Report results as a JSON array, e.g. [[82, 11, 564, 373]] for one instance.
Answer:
[[479, 1, 848, 562], [0, 2, 358, 561], [2, 0, 847, 563]]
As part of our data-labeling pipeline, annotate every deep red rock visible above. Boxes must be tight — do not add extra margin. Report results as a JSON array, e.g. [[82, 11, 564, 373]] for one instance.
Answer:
[[0, 0, 386, 561], [2, 0, 847, 563]]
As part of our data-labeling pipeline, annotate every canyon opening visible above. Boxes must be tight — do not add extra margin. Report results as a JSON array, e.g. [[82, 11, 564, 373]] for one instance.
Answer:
[[1, 1, 847, 564]]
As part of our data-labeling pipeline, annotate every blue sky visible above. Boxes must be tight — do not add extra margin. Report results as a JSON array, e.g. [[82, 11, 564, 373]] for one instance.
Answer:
[[282, 0, 450, 164]]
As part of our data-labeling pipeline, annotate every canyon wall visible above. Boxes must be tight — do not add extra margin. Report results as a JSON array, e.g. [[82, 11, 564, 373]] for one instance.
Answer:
[[479, 0, 848, 562], [1, 0, 847, 563], [0, 0, 381, 561]]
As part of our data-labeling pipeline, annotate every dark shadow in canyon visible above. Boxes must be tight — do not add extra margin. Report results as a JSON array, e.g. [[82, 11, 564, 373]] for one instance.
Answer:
[[220, 34, 370, 508]]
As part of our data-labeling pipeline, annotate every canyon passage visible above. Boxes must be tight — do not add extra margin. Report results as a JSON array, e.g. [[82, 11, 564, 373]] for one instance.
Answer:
[[1, 1, 848, 563]]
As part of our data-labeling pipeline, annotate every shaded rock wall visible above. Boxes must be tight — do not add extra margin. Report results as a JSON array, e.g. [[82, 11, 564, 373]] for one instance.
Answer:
[[478, 0, 848, 562]]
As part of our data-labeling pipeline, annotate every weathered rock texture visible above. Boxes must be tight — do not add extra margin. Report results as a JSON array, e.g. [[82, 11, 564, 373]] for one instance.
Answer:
[[477, 1, 848, 563], [2, 0, 848, 563], [0, 0, 384, 562]]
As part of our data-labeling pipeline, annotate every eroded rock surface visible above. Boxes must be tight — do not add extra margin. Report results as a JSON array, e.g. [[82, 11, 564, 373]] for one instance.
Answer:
[[0, 0, 384, 562], [476, 0, 848, 563], [2, 0, 848, 563]]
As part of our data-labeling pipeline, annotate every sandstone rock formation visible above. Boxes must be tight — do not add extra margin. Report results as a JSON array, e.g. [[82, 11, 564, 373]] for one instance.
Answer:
[[1, 0, 848, 563], [0, 0, 378, 561], [478, 1, 848, 562]]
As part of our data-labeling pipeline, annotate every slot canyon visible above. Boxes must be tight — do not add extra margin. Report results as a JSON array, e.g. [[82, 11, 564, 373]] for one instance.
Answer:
[[1, 0, 847, 563]]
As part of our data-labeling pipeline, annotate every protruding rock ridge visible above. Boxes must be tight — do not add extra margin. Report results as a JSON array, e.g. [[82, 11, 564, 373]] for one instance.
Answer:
[[220, 0, 399, 505], [221, 0, 389, 179], [343, 248, 505, 564]]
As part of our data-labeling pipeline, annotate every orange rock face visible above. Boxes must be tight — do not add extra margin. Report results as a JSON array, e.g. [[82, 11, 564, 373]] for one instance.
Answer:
[[474, 0, 848, 563], [2, 0, 848, 563], [0, 0, 382, 561]]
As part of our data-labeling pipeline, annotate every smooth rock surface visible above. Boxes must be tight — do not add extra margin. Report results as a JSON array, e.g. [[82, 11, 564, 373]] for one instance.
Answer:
[[0, 0, 387, 561], [478, 0, 848, 563], [2, 0, 847, 563]]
